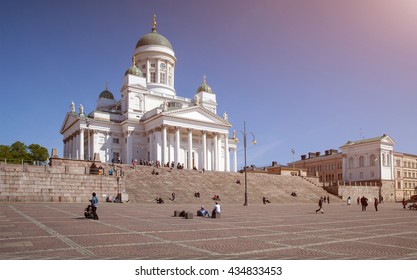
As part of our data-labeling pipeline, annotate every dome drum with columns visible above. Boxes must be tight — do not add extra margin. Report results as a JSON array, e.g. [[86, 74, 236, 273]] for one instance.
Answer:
[[60, 15, 238, 172]]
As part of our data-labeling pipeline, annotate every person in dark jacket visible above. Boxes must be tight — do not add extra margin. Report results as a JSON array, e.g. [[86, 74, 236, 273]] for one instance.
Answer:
[[374, 197, 379, 211], [315, 197, 324, 213]]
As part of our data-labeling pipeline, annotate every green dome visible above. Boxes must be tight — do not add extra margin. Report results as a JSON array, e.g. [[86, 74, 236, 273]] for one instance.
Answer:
[[135, 15, 173, 50], [135, 31, 173, 50], [125, 65, 143, 77], [99, 88, 114, 100], [197, 77, 213, 93]]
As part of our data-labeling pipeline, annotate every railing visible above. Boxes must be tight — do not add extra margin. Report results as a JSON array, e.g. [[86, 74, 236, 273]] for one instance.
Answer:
[[0, 158, 48, 166]]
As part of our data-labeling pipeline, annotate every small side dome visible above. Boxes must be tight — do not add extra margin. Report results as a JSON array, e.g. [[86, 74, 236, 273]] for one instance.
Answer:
[[125, 56, 143, 77], [196, 76, 213, 93], [99, 84, 114, 100]]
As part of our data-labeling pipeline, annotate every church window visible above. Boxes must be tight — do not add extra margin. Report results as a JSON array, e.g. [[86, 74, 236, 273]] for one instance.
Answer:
[[387, 154, 391, 166], [160, 73, 166, 84], [150, 72, 156, 83], [142, 64, 146, 69], [382, 154, 386, 166], [151, 63, 156, 68], [113, 138, 119, 144]]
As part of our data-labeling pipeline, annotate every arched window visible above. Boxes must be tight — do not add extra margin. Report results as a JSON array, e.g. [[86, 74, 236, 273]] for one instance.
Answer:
[[382, 154, 386, 166], [359, 156, 365, 167], [370, 154, 376, 166], [386, 154, 391, 166], [349, 157, 354, 168]]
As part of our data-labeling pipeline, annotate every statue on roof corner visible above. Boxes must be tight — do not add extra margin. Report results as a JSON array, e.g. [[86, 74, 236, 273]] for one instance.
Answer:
[[70, 101, 75, 113], [223, 112, 228, 121], [79, 104, 84, 115]]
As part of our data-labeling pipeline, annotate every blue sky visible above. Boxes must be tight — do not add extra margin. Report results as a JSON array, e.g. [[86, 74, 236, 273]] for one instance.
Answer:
[[1, 0, 417, 168]]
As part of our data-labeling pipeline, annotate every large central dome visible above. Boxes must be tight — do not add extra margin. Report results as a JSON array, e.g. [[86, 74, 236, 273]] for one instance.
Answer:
[[135, 15, 173, 50]]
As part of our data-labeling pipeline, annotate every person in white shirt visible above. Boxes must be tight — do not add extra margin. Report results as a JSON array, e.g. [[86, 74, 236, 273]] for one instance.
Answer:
[[212, 202, 221, 218]]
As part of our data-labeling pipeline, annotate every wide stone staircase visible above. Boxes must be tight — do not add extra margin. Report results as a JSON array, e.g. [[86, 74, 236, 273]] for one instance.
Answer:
[[122, 165, 340, 204]]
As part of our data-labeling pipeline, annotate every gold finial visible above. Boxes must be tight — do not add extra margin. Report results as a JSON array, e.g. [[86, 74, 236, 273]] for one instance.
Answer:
[[152, 14, 157, 32], [203, 75, 207, 84], [132, 55, 136, 67], [105, 82, 108, 90]]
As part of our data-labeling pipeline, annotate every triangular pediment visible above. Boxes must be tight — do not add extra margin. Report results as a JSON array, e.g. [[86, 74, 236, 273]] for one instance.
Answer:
[[161, 106, 231, 127], [60, 112, 80, 134]]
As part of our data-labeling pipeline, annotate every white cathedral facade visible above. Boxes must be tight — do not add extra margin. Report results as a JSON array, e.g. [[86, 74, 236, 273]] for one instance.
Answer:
[[60, 16, 238, 172]]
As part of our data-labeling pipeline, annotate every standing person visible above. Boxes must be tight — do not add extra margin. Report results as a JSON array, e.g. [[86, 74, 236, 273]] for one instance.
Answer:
[[374, 197, 379, 211], [315, 197, 324, 214], [402, 198, 407, 209], [90, 192, 99, 220], [357, 197, 360, 205], [347, 196, 351, 205], [212, 202, 221, 218], [360, 196, 368, 211], [327, 196, 330, 204]]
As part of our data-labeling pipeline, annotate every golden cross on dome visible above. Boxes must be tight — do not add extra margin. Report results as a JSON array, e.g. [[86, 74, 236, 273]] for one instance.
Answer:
[[152, 14, 157, 32]]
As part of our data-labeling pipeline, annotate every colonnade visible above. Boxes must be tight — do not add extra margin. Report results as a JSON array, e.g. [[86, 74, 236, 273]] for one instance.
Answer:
[[63, 125, 239, 172]]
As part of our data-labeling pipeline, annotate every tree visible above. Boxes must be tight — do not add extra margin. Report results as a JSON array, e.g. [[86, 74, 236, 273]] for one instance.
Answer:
[[28, 144, 49, 161], [0, 141, 49, 163], [0, 145, 11, 159], [10, 141, 29, 160]]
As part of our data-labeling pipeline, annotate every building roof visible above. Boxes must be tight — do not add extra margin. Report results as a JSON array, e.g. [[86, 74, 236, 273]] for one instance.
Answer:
[[135, 15, 173, 50], [340, 134, 395, 148]]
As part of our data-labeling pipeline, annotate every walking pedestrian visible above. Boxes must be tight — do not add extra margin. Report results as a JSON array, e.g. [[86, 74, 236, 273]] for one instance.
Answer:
[[90, 192, 99, 220], [374, 197, 379, 211], [315, 197, 324, 214]]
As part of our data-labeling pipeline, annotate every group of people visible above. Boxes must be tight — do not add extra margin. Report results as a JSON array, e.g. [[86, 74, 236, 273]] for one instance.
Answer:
[[197, 202, 221, 218]]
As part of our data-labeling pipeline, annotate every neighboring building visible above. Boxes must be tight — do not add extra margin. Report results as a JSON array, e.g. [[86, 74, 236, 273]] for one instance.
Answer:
[[60, 16, 237, 172], [288, 134, 417, 201], [393, 152, 417, 200]]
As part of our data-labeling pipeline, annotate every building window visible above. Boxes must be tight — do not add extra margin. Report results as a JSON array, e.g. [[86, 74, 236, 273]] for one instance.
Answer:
[[397, 182, 401, 189], [370, 154, 376, 166], [160, 73, 166, 84], [349, 157, 354, 168], [359, 156, 365, 167], [112, 138, 119, 144], [387, 154, 391, 166], [150, 72, 156, 83], [360, 172, 363, 179], [382, 154, 386, 166], [371, 171, 374, 177]]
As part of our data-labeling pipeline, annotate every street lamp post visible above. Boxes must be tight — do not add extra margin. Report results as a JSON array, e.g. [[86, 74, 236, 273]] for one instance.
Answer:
[[86, 119, 91, 161], [233, 121, 256, 206], [291, 148, 295, 173]]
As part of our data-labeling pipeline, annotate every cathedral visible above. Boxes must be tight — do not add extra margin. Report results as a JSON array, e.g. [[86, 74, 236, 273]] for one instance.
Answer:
[[60, 16, 237, 172]]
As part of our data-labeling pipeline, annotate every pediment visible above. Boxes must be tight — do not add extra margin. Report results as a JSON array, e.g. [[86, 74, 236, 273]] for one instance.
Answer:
[[162, 106, 231, 127], [60, 112, 80, 134]]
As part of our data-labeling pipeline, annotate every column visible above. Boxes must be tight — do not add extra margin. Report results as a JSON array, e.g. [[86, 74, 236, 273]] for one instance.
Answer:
[[105, 132, 111, 163], [225, 132, 230, 172], [68, 137, 73, 159], [187, 128, 193, 169], [233, 147, 238, 172], [75, 132, 80, 160], [149, 130, 154, 162], [162, 125, 167, 166], [125, 131, 132, 164], [175, 127, 180, 166], [202, 131, 207, 171], [79, 128, 84, 160], [214, 133, 218, 171], [146, 59, 150, 83]]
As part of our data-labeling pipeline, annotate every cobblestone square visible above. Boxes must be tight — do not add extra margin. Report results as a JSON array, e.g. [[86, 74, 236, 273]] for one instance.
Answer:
[[0, 202, 416, 260]]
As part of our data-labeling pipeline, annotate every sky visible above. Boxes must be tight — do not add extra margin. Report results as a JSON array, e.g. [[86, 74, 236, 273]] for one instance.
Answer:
[[1, 0, 417, 168]]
